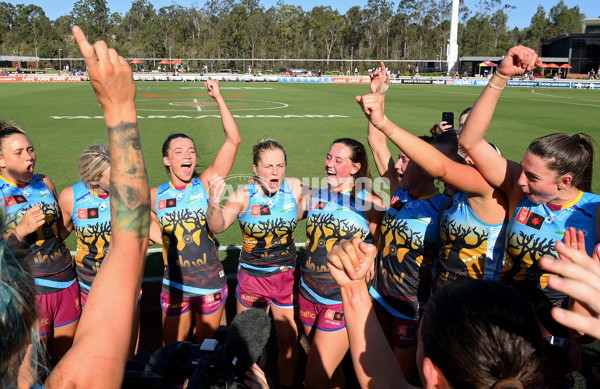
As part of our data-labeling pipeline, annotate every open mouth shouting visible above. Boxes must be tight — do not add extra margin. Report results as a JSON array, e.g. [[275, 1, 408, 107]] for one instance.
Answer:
[[25, 161, 35, 174], [258, 176, 281, 195], [396, 169, 404, 180], [326, 168, 338, 183], [181, 162, 193, 176]]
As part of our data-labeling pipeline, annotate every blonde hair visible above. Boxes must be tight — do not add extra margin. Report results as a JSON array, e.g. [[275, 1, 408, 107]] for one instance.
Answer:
[[252, 138, 287, 166], [77, 144, 110, 189]]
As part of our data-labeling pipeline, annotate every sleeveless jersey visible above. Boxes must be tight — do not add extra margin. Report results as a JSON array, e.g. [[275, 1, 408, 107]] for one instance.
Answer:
[[369, 187, 449, 320], [0, 174, 75, 294], [300, 188, 370, 304], [71, 182, 111, 292], [237, 181, 298, 276], [434, 191, 507, 291], [155, 178, 225, 297], [502, 191, 600, 339]]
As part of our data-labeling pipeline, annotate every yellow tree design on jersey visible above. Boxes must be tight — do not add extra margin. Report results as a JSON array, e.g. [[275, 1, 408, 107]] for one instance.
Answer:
[[240, 217, 297, 254], [306, 213, 364, 253], [504, 230, 555, 287], [380, 216, 424, 265], [160, 208, 208, 253], [76, 221, 111, 269], [5, 202, 61, 244], [440, 219, 487, 279]]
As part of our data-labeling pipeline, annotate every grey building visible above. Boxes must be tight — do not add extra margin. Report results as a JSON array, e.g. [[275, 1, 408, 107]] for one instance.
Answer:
[[542, 18, 600, 75]]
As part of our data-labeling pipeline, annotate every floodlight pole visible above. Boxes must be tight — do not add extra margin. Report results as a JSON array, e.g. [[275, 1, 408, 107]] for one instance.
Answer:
[[447, 0, 459, 75], [350, 46, 354, 73], [59, 48, 62, 71]]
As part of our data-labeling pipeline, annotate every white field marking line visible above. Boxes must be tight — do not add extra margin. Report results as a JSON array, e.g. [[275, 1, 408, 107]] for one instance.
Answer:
[[432, 89, 600, 108], [529, 89, 600, 104], [531, 89, 574, 99], [193, 99, 202, 112], [180, 87, 274, 90], [138, 99, 289, 112]]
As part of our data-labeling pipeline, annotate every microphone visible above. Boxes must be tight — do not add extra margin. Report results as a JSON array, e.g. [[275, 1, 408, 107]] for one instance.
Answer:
[[184, 308, 272, 388], [223, 308, 272, 373]]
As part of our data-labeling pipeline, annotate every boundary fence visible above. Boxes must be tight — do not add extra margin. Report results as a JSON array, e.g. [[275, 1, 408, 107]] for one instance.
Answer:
[[1, 74, 599, 89]]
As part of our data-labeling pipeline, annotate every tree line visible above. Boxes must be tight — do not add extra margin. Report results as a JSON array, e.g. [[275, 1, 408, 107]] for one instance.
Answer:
[[0, 0, 589, 71]]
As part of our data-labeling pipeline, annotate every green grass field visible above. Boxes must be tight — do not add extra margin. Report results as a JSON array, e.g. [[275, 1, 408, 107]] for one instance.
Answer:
[[2, 81, 600, 386]]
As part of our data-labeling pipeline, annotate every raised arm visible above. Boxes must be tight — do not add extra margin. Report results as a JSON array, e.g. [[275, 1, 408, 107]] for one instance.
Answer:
[[366, 63, 398, 193], [458, 46, 541, 198], [199, 80, 242, 184], [327, 238, 410, 389], [205, 174, 247, 233], [47, 26, 150, 388], [357, 93, 495, 197]]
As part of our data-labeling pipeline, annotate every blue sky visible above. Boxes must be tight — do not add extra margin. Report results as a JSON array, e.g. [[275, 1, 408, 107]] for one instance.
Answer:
[[16, 0, 600, 30]]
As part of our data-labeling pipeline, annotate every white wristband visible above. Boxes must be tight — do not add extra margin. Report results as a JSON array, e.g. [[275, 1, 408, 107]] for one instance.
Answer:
[[374, 116, 387, 130]]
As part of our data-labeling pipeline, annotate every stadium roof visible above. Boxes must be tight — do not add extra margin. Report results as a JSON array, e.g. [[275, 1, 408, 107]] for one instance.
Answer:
[[459, 56, 503, 61], [0, 56, 39, 61], [459, 55, 569, 63]]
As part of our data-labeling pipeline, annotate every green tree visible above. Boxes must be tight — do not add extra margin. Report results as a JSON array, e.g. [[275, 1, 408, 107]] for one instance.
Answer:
[[461, 12, 496, 56], [0, 2, 15, 53], [70, 0, 110, 42], [308, 6, 343, 64], [490, 8, 509, 53], [246, 8, 268, 66], [396, 0, 420, 58], [548, 0, 583, 37], [524, 6, 549, 52], [274, 3, 305, 59], [362, 0, 394, 58], [340, 6, 364, 59], [221, 3, 249, 60], [13, 5, 53, 56], [121, 0, 163, 58]]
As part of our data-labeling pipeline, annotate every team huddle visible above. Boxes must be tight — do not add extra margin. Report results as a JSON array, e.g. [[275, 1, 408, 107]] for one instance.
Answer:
[[1, 28, 598, 389]]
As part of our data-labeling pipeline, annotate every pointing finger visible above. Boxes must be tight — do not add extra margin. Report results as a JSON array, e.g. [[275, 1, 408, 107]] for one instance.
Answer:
[[72, 26, 97, 66]]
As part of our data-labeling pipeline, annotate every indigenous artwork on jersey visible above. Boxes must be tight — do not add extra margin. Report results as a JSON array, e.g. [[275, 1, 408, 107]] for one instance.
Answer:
[[74, 220, 111, 270], [439, 219, 489, 279], [239, 216, 297, 261]]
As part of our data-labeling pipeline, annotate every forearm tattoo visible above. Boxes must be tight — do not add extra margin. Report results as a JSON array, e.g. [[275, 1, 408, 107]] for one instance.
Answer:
[[107, 121, 150, 239]]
